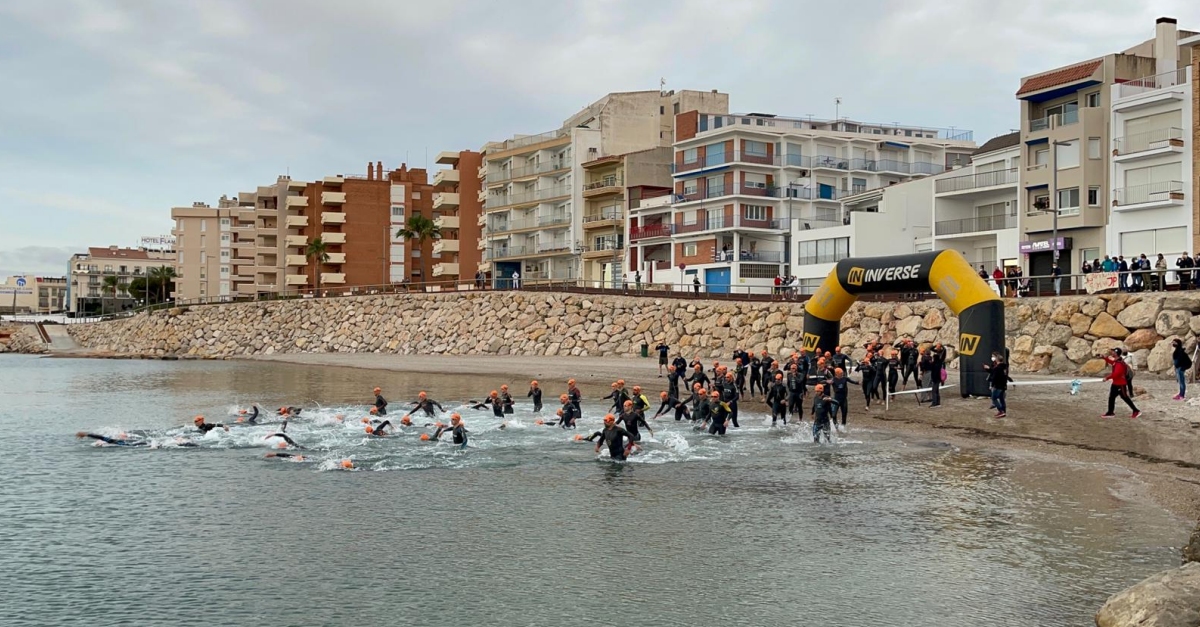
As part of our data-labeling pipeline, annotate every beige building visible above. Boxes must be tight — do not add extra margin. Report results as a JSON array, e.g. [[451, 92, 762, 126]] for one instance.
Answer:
[[171, 196, 256, 301], [1016, 17, 1197, 276], [0, 275, 67, 314], [68, 246, 175, 315], [479, 89, 728, 285], [579, 147, 673, 286]]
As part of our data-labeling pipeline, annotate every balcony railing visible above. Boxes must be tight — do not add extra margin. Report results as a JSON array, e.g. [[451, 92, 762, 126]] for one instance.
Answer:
[[911, 162, 945, 175], [1029, 109, 1079, 133], [536, 241, 571, 253], [711, 250, 785, 263], [796, 252, 851, 266], [676, 184, 780, 202], [672, 151, 775, 172], [485, 184, 573, 209], [583, 177, 623, 191], [674, 214, 786, 234], [1113, 127, 1185, 155], [1113, 180, 1185, 206], [580, 241, 624, 253], [490, 212, 572, 233], [1116, 67, 1190, 99], [629, 223, 674, 240], [537, 213, 571, 227], [486, 246, 533, 260], [876, 159, 911, 174], [787, 186, 854, 202], [583, 208, 622, 223], [935, 168, 1019, 193], [487, 159, 569, 185], [934, 214, 1016, 236]]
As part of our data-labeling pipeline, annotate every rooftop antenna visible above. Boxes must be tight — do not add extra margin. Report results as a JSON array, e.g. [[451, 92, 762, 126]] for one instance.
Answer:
[[660, 77, 666, 95], [835, 98, 842, 124]]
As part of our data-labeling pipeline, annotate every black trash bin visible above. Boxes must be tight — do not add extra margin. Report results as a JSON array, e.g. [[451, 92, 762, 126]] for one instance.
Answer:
[[640, 343, 649, 358]]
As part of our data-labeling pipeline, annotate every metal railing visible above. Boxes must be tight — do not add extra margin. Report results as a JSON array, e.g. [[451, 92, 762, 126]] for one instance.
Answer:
[[583, 208, 622, 223], [485, 184, 573, 209], [1113, 181, 1185, 206], [935, 168, 1019, 193], [710, 250, 785, 263], [583, 177, 623, 191], [1029, 109, 1079, 132], [672, 150, 776, 172], [876, 159, 911, 174], [934, 214, 1016, 236], [796, 252, 851, 266], [1116, 67, 1190, 99], [676, 184, 781, 202], [1113, 127, 1185, 155], [629, 223, 674, 240]]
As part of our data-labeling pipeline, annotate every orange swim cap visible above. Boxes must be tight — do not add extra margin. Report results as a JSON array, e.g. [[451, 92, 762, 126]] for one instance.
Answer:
[[660, 391, 668, 398], [617, 379, 625, 385], [420, 433, 430, 441], [365, 426, 374, 434], [361, 417, 370, 424], [623, 400, 633, 407], [556, 409, 563, 417], [535, 419, 544, 425], [276, 441, 287, 448], [418, 391, 427, 399], [633, 386, 641, 392], [490, 390, 498, 397], [236, 417, 245, 423], [238, 409, 247, 415], [559, 394, 568, 402], [373, 387, 381, 394], [340, 459, 353, 469], [815, 384, 825, 393], [501, 384, 508, 390], [573, 434, 584, 441], [531, 380, 538, 386], [835, 368, 844, 376], [400, 416, 412, 426], [568, 379, 576, 385], [369, 407, 378, 415], [603, 414, 616, 425]]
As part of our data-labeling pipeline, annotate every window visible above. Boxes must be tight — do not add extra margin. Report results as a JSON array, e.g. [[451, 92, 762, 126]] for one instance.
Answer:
[[1055, 141, 1079, 169], [201, 220, 207, 232], [220, 266, 230, 277], [104, 265, 113, 273], [219, 218, 231, 229], [1088, 186, 1100, 207], [683, 243, 698, 257], [119, 265, 127, 274], [744, 140, 768, 157], [200, 235, 206, 249], [199, 269, 206, 279], [682, 148, 698, 163], [706, 175, 723, 196], [1085, 92, 1101, 107], [411, 249, 421, 259], [698, 115, 708, 132], [673, 102, 680, 115], [659, 106, 664, 115], [391, 206, 404, 218], [743, 205, 768, 221], [220, 233, 230, 246], [412, 192, 421, 200], [683, 180, 698, 196], [220, 250, 230, 260], [797, 237, 850, 265], [178, 252, 184, 264], [1034, 148, 1048, 166], [390, 244, 405, 262], [1088, 138, 1101, 159], [705, 142, 725, 166], [1119, 227, 1186, 257], [1057, 188, 1080, 215], [1030, 194, 1050, 214]]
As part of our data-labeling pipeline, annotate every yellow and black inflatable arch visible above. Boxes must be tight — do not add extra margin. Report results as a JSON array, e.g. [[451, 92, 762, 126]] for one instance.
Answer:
[[802, 250, 1004, 398]]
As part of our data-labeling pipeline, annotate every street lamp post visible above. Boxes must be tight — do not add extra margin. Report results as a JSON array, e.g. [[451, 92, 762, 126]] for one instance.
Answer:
[[1050, 139, 1071, 291]]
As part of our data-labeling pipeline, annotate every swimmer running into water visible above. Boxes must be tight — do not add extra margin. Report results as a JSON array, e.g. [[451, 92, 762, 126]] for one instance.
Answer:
[[616, 400, 653, 456], [536, 394, 578, 428], [583, 414, 637, 462], [470, 391, 505, 418], [372, 387, 388, 416], [431, 414, 469, 449], [406, 391, 444, 417], [652, 390, 691, 421], [528, 380, 543, 412]]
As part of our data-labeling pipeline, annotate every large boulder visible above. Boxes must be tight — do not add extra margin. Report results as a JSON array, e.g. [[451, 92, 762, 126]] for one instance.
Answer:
[[1193, 315, 1200, 336], [1069, 312, 1094, 337], [1050, 300, 1080, 324], [1156, 311, 1192, 337], [1092, 337, 1128, 357], [1184, 524, 1200, 564], [895, 315, 922, 338], [1163, 294, 1200, 314], [1035, 323, 1073, 348], [1065, 337, 1092, 362], [1048, 347, 1074, 373], [1080, 359, 1109, 376], [1090, 313, 1131, 339], [1147, 339, 1178, 373], [922, 308, 945, 329], [1117, 299, 1164, 329], [1080, 298, 1106, 317], [1125, 328, 1163, 352], [1095, 562, 1200, 627]]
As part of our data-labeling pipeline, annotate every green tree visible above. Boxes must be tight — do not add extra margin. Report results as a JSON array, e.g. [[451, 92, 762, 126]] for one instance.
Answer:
[[148, 266, 177, 304], [395, 214, 441, 286], [304, 237, 330, 294], [101, 275, 119, 316]]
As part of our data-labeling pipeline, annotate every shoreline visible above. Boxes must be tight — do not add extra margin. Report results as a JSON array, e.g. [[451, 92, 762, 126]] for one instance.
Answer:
[[246, 352, 1200, 522]]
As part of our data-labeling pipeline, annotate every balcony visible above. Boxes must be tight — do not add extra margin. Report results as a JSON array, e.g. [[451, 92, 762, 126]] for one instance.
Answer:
[[499, 160, 569, 182], [237, 209, 257, 222], [629, 223, 675, 241], [581, 242, 624, 259], [326, 253, 346, 265], [236, 283, 258, 296], [934, 214, 1017, 236], [433, 169, 460, 187], [434, 215, 459, 230], [477, 238, 487, 250], [286, 215, 308, 228], [321, 211, 346, 225], [876, 159, 911, 174], [486, 246, 533, 260], [433, 239, 460, 255], [1028, 109, 1079, 134], [286, 179, 306, 191], [435, 151, 460, 166], [710, 250, 785, 263], [286, 274, 307, 286], [477, 213, 487, 227], [286, 196, 308, 208], [673, 151, 776, 174], [911, 162, 945, 176], [583, 177, 623, 198], [320, 273, 345, 285], [257, 208, 278, 218], [323, 232, 346, 244], [323, 176, 344, 186], [536, 240, 572, 254], [1112, 181, 1185, 211], [583, 208, 622, 228], [935, 168, 1019, 194], [321, 191, 346, 205], [433, 192, 460, 210], [1113, 127, 1185, 162], [432, 262, 460, 277], [477, 164, 488, 180], [232, 239, 256, 251], [1115, 68, 1190, 100], [286, 255, 307, 267], [477, 188, 487, 203], [676, 183, 780, 203], [811, 155, 850, 171], [285, 235, 307, 247]]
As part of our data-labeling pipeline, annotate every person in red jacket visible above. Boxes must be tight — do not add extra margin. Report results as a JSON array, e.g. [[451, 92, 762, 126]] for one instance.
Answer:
[[1102, 348, 1141, 419]]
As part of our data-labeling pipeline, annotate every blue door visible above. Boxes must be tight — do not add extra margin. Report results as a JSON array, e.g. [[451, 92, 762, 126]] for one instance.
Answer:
[[705, 267, 731, 294], [818, 183, 835, 200], [494, 262, 519, 289]]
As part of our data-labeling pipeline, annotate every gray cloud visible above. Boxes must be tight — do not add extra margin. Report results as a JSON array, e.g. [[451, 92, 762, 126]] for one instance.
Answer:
[[0, 246, 80, 278]]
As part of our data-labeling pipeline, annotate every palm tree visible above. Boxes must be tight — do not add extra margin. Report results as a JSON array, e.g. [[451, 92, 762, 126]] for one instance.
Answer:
[[396, 214, 441, 287], [101, 275, 119, 316], [149, 266, 176, 305], [304, 237, 330, 295]]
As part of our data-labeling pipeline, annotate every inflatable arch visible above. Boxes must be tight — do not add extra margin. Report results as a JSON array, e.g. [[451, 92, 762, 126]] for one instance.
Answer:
[[801, 250, 1004, 398]]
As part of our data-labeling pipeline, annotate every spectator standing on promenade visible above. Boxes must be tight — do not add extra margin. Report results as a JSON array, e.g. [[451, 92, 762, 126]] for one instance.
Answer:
[[1052, 262, 1062, 296], [1176, 253, 1193, 290], [511, 270, 521, 290], [692, 275, 701, 294], [1155, 254, 1168, 291], [992, 267, 1004, 297], [978, 265, 988, 281], [1138, 254, 1152, 291], [1118, 256, 1129, 291]]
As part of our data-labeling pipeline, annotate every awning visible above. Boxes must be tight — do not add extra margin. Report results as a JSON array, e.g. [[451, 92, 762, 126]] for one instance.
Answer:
[[883, 141, 910, 150], [1025, 137, 1048, 145]]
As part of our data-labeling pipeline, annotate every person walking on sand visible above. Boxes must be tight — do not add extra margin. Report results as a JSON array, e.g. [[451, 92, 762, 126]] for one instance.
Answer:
[[1171, 338, 1192, 400], [1101, 348, 1141, 419], [983, 352, 1012, 418]]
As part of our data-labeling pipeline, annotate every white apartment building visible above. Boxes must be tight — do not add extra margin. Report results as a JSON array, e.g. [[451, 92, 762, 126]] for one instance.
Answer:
[[477, 90, 729, 285], [932, 132, 1022, 274], [68, 246, 175, 315], [1106, 35, 1197, 262], [640, 111, 975, 293], [171, 196, 256, 301]]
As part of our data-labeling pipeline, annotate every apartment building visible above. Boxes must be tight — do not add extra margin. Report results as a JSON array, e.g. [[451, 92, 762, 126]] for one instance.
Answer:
[[478, 90, 729, 285], [431, 150, 484, 284], [68, 246, 175, 315], [0, 275, 67, 314], [932, 132, 1022, 273], [580, 147, 672, 286], [173, 164, 437, 300], [1016, 17, 1196, 276], [641, 111, 975, 293], [1195, 35, 1200, 254], [1107, 34, 1196, 263]]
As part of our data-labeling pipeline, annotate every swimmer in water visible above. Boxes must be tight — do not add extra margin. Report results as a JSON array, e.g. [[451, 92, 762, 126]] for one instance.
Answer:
[[652, 390, 691, 421], [407, 391, 444, 417], [527, 380, 543, 412], [631, 386, 651, 415], [265, 452, 307, 461], [567, 379, 582, 412], [432, 414, 469, 449], [236, 405, 261, 424], [707, 390, 731, 435], [193, 415, 230, 433], [584, 414, 636, 461], [499, 385, 515, 415], [765, 372, 788, 426], [278, 406, 303, 417], [470, 391, 505, 417], [372, 387, 388, 416], [364, 420, 394, 437], [75, 432, 147, 447], [264, 433, 303, 448], [811, 384, 837, 444], [537, 394, 578, 428], [616, 400, 653, 455]]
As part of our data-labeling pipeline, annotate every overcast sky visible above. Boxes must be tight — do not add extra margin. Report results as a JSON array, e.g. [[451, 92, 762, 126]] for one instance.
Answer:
[[1, 0, 1197, 277]]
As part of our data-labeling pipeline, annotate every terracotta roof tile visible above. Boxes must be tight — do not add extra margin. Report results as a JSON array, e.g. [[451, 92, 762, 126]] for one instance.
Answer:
[[972, 131, 1021, 156], [1016, 59, 1102, 96]]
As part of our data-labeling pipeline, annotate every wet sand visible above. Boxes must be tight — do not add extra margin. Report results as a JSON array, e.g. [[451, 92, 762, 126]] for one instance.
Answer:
[[253, 352, 1200, 520]]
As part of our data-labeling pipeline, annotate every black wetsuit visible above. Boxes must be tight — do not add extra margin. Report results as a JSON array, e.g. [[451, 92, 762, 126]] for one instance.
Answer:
[[603, 389, 631, 413], [409, 398, 445, 417], [748, 357, 762, 396], [374, 394, 388, 416], [568, 387, 582, 413], [734, 363, 747, 396], [528, 388, 543, 412], [766, 380, 788, 425], [267, 433, 302, 447], [886, 357, 900, 394], [871, 356, 888, 400], [616, 411, 650, 442], [246, 406, 260, 424], [633, 393, 651, 415], [654, 397, 691, 421], [81, 433, 146, 447], [368, 421, 392, 437], [500, 392, 515, 414], [856, 362, 876, 408], [586, 425, 635, 461], [827, 376, 852, 425], [811, 395, 836, 443], [901, 345, 918, 387], [708, 400, 730, 435], [786, 371, 805, 420], [555, 403, 579, 428], [686, 370, 710, 389], [721, 382, 740, 428], [831, 353, 851, 373], [434, 424, 469, 447], [196, 422, 227, 434], [472, 398, 504, 417], [693, 395, 711, 426]]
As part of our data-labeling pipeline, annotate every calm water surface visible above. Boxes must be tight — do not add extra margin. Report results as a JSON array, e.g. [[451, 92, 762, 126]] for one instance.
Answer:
[[0, 355, 1187, 626]]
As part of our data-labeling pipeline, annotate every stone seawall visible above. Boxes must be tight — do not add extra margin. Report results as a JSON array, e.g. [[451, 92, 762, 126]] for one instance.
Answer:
[[65, 291, 1200, 376], [0, 324, 48, 354]]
